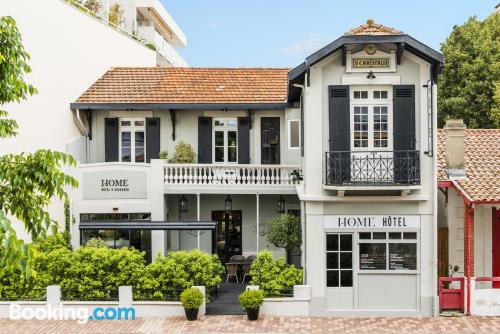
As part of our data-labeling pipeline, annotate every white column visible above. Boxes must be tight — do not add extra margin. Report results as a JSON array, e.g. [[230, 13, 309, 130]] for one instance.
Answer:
[[197, 193, 200, 250], [150, 159, 166, 259], [256, 193, 260, 253]]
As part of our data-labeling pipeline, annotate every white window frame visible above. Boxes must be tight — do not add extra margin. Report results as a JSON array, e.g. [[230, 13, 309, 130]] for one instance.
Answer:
[[350, 86, 393, 151], [287, 119, 301, 150], [119, 118, 146, 163], [212, 118, 238, 164]]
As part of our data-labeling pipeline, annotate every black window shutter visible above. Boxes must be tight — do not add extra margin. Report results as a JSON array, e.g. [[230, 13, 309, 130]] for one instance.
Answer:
[[198, 117, 212, 163], [104, 118, 119, 162], [393, 85, 416, 184], [237, 117, 250, 164], [328, 85, 350, 183], [146, 117, 160, 163]]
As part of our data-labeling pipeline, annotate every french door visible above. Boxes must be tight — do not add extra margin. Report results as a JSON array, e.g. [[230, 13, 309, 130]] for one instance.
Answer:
[[212, 210, 242, 262], [350, 88, 393, 183], [326, 233, 354, 309], [261, 117, 280, 164], [213, 118, 238, 163], [119, 118, 146, 163]]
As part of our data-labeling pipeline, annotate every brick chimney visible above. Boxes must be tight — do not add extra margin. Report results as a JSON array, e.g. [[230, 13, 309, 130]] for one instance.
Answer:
[[444, 119, 466, 179]]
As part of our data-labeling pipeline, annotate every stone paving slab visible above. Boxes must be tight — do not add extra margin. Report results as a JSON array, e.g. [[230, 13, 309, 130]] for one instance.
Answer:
[[0, 315, 500, 334]]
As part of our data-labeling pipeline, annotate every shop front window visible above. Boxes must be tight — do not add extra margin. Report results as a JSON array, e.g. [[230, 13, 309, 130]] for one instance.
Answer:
[[326, 233, 353, 287], [358, 231, 417, 271]]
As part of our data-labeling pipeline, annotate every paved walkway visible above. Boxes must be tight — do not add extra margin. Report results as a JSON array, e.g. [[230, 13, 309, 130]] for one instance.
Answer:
[[1, 315, 500, 333], [206, 282, 246, 315]]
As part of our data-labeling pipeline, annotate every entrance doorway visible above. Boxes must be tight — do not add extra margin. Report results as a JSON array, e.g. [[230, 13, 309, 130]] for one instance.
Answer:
[[493, 208, 500, 288], [212, 211, 242, 263]]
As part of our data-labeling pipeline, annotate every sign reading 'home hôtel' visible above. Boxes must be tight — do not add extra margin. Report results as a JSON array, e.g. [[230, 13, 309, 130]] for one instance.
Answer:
[[83, 170, 147, 200], [324, 215, 420, 229]]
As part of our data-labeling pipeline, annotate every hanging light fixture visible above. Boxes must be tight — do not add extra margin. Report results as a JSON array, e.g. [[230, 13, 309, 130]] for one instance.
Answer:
[[179, 195, 188, 213], [224, 195, 233, 212], [277, 195, 286, 214], [366, 70, 376, 80]]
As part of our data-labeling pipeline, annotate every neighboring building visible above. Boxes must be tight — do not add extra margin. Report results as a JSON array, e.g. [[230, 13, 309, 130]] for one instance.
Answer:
[[70, 19, 443, 316], [437, 121, 500, 313], [0, 0, 187, 240]]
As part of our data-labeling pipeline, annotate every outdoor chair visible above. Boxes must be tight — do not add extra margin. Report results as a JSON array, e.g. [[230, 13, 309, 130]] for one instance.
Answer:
[[229, 255, 245, 263], [226, 263, 239, 283], [246, 255, 256, 262], [241, 262, 252, 283]]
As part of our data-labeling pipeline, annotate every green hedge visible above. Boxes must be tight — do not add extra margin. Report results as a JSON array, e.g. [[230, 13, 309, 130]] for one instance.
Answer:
[[249, 251, 303, 297], [0, 235, 224, 301]]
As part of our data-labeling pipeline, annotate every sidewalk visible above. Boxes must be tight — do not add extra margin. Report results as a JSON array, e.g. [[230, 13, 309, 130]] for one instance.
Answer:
[[1, 315, 499, 334]]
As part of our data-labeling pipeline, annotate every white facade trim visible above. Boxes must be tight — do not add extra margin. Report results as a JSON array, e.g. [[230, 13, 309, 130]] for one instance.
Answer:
[[341, 76, 401, 85]]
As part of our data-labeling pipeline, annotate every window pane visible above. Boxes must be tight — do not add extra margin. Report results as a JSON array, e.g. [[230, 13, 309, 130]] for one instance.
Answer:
[[373, 232, 386, 239], [381, 91, 388, 99], [340, 252, 352, 269], [354, 91, 360, 99], [228, 131, 237, 146], [134, 120, 144, 127], [340, 234, 352, 251], [121, 120, 131, 126], [389, 232, 401, 240], [327, 270, 339, 287], [121, 132, 131, 162], [214, 120, 225, 126], [115, 230, 130, 248], [228, 147, 237, 163], [340, 271, 353, 287], [215, 131, 224, 146], [389, 243, 417, 270], [361, 91, 368, 99], [327, 252, 339, 269], [359, 232, 371, 240], [374, 91, 380, 99], [227, 119, 237, 127], [135, 147, 145, 163], [215, 147, 224, 162], [403, 232, 417, 240], [290, 121, 300, 148], [359, 243, 387, 270], [326, 234, 338, 251]]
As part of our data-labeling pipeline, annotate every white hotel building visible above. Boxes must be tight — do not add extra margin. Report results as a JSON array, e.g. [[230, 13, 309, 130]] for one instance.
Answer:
[[67, 20, 444, 316]]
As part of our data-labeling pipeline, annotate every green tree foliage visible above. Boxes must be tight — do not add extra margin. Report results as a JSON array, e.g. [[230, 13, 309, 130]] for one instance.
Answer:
[[108, 3, 124, 26], [438, 13, 500, 128], [249, 251, 303, 297], [0, 16, 77, 276], [262, 213, 301, 263]]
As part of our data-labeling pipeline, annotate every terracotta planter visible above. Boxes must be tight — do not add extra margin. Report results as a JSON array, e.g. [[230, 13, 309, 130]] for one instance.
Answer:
[[245, 308, 260, 321], [184, 308, 199, 321]]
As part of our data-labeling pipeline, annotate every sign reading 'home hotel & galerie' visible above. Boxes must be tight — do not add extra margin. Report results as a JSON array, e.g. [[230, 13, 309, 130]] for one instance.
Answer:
[[324, 215, 420, 229], [82, 170, 148, 200]]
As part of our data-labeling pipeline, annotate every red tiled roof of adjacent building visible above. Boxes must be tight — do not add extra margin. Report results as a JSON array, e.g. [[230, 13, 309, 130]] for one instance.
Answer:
[[438, 129, 500, 202], [75, 67, 290, 104], [345, 19, 403, 36]]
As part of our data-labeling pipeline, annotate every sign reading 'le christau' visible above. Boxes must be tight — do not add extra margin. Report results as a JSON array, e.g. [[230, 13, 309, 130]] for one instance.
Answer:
[[352, 58, 390, 68], [83, 170, 147, 200], [324, 215, 420, 229]]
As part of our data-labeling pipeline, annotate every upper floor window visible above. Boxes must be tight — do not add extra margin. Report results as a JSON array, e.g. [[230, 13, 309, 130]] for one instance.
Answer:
[[288, 119, 301, 149], [351, 88, 392, 151], [213, 118, 237, 163], [119, 118, 145, 163]]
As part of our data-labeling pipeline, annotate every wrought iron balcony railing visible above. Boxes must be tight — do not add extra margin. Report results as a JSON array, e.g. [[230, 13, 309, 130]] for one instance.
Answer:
[[325, 150, 420, 186]]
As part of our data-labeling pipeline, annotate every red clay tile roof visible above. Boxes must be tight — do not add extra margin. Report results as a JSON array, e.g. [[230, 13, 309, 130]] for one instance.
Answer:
[[438, 129, 500, 202], [75, 67, 290, 104], [345, 19, 403, 36]]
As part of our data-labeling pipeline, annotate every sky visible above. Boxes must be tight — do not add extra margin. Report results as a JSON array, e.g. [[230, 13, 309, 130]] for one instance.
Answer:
[[161, 0, 498, 68]]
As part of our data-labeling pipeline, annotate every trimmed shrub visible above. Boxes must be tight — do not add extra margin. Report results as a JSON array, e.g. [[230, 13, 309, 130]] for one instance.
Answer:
[[249, 251, 302, 297], [180, 288, 203, 309], [171, 141, 196, 163], [239, 290, 264, 310]]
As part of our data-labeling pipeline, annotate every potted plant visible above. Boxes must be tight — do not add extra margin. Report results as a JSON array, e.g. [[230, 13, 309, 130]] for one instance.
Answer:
[[239, 290, 264, 321], [180, 288, 203, 321]]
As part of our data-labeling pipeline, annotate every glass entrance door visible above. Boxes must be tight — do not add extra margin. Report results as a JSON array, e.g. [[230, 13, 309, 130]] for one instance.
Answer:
[[212, 211, 242, 262]]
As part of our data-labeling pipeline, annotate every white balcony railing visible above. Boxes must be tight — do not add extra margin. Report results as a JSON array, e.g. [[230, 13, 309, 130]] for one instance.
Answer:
[[164, 164, 300, 187]]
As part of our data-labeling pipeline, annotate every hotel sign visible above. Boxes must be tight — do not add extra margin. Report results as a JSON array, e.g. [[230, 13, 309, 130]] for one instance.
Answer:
[[352, 58, 390, 68], [83, 170, 148, 200], [324, 215, 420, 229]]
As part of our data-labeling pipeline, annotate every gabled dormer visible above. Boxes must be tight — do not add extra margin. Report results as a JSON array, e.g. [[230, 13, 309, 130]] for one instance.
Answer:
[[290, 20, 444, 194]]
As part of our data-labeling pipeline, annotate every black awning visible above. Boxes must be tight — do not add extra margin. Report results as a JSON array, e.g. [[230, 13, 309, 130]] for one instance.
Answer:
[[79, 221, 217, 231]]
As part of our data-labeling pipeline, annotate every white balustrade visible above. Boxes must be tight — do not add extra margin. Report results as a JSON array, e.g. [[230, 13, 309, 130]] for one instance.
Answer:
[[164, 164, 300, 187]]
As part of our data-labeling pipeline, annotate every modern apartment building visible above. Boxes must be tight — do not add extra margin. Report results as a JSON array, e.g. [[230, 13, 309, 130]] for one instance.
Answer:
[[69, 20, 443, 316], [0, 0, 187, 238]]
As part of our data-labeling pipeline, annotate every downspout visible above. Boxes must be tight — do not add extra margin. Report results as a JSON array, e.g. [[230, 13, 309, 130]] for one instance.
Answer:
[[74, 109, 88, 136], [293, 83, 306, 284]]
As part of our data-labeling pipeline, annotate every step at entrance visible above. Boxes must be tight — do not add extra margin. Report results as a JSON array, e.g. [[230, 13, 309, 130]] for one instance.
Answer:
[[206, 281, 246, 315]]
